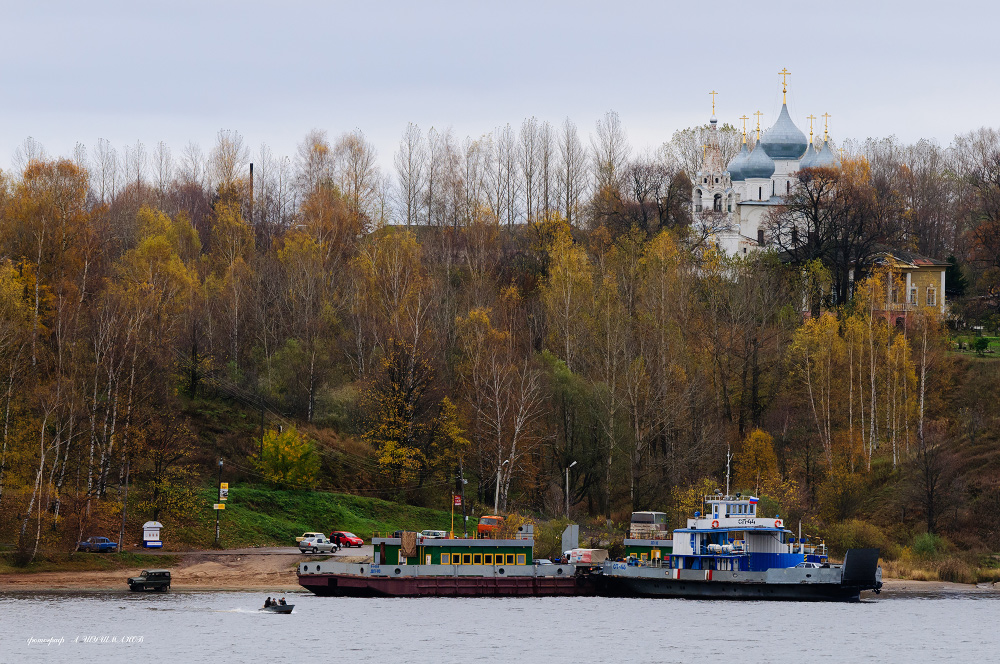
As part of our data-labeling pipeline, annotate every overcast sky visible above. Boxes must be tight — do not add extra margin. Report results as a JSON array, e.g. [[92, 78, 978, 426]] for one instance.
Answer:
[[1, 1, 993, 174]]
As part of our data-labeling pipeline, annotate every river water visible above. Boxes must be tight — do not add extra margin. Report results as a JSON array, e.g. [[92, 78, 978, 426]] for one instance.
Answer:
[[1, 590, 997, 663]]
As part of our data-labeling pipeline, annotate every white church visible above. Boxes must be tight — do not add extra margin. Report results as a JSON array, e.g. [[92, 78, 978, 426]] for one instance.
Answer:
[[692, 75, 840, 255]]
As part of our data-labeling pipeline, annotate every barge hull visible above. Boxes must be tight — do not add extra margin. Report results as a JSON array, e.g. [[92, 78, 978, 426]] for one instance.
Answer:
[[600, 577, 869, 602], [299, 573, 595, 597]]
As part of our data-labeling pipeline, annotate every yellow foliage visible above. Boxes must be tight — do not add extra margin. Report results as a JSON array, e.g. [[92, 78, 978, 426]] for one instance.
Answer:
[[734, 429, 779, 496], [253, 426, 321, 489]]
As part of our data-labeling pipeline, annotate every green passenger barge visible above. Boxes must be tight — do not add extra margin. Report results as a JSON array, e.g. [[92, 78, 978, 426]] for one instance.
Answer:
[[298, 531, 596, 597]]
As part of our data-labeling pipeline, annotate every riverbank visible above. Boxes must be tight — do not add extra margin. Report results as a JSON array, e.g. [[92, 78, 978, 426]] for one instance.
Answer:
[[0, 548, 371, 592]]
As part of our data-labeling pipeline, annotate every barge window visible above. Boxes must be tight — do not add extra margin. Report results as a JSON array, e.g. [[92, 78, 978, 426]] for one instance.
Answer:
[[474, 554, 482, 565], [462, 554, 473, 565], [505, 554, 515, 565], [484, 553, 493, 565], [441, 553, 450, 565], [516, 554, 526, 565]]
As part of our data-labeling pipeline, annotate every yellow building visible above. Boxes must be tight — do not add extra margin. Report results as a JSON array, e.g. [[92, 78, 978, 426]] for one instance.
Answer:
[[869, 248, 949, 324]]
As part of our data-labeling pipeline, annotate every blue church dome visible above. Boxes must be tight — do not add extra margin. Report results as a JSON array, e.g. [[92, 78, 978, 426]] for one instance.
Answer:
[[742, 140, 775, 180], [798, 142, 818, 170], [812, 139, 841, 168], [727, 141, 750, 181], [760, 105, 808, 160]]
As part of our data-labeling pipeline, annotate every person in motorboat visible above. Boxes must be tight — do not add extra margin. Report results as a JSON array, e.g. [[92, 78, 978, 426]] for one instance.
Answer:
[[278, 597, 286, 606], [264, 597, 272, 608]]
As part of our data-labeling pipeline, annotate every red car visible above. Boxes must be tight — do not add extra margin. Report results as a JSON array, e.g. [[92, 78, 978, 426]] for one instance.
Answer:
[[330, 531, 364, 548]]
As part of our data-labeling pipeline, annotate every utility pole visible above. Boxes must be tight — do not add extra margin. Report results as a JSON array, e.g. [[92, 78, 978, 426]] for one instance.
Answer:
[[214, 459, 224, 546], [459, 459, 468, 538], [565, 461, 577, 520], [494, 459, 509, 515]]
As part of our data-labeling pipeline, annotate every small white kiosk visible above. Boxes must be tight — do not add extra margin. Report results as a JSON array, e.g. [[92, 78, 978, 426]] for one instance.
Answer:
[[142, 521, 163, 548]]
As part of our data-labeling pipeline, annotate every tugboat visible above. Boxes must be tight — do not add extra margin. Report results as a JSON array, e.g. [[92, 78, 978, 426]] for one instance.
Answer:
[[601, 493, 883, 602]]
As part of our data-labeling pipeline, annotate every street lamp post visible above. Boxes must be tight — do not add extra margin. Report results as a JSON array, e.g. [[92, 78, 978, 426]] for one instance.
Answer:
[[565, 461, 577, 519], [214, 459, 223, 546], [493, 459, 509, 515]]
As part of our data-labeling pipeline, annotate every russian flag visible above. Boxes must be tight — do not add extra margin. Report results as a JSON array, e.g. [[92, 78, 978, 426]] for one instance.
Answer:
[[748, 496, 759, 504]]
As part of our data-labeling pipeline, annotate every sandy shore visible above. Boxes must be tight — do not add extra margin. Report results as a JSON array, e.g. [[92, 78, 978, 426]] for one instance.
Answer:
[[0, 550, 371, 592]]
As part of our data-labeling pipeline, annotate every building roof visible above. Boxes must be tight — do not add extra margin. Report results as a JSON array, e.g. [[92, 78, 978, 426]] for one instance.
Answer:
[[871, 246, 951, 268], [760, 104, 808, 160], [742, 139, 775, 179], [727, 141, 750, 182]]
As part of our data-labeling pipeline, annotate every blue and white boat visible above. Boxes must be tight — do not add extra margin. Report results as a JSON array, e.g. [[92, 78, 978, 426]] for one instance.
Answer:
[[601, 494, 882, 601]]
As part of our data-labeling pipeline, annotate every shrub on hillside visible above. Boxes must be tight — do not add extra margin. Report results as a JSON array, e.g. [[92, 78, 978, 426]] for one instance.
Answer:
[[823, 519, 896, 559], [912, 532, 949, 559], [253, 426, 321, 489]]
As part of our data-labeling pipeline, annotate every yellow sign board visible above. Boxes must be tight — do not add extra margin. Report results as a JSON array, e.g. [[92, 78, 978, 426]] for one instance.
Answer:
[[220, 482, 229, 501], [213, 503, 226, 510]]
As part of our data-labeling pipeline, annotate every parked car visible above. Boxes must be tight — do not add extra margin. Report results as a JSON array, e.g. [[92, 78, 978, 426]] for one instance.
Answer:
[[77, 536, 118, 553], [330, 531, 364, 548], [477, 515, 504, 536], [532, 559, 553, 565], [299, 536, 339, 554], [418, 530, 448, 539], [295, 531, 326, 543], [127, 569, 171, 592]]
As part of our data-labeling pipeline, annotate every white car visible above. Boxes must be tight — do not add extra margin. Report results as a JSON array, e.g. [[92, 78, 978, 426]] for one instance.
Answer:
[[418, 530, 448, 539], [298, 536, 340, 554]]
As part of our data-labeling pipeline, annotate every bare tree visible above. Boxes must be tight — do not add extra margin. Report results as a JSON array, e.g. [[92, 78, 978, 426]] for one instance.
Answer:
[[180, 141, 206, 187], [333, 129, 380, 222], [209, 129, 249, 192], [295, 129, 333, 197], [152, 141, 173, 199], [557, 118, 588, 226], [94, 138, 119, 203], [519, 117, 540, 223], [592, 110, 630, 194], [393, 123, 427, 227]]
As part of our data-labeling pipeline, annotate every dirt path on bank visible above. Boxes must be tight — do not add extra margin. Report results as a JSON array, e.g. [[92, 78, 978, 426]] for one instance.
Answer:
[[0, 548, 372, 592]]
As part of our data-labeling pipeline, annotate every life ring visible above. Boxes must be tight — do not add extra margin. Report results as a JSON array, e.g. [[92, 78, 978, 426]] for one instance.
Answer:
[[711, 520, 720, 528], [774, 519, 782, 528]]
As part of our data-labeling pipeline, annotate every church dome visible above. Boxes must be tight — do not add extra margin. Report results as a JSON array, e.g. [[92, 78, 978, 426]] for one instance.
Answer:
[[727, 141, 750, 181], [812, 140, 841, 168], [742, 140, 775, 180], [760, 105, 808, 160], [798, 142, 818, 170]]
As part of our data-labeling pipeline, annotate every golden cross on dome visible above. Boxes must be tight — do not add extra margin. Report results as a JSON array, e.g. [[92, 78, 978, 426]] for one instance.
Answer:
[[807, 114, 817, 144], [709, 90, 718, 115], [822, 112, 831, 141], [739, 114, 749, 143], [754, 111, 764, 140], [779, 68, 791, 104]]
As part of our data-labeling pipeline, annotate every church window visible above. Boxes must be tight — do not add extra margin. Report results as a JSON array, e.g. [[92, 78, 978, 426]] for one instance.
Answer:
[[713, 194, 722, 212], [927, 287, 936, 307], [715, 177, 719, 183], [758, 187, 762, 200], [786, 181, 791, 194], [704, 177, 708, 184]]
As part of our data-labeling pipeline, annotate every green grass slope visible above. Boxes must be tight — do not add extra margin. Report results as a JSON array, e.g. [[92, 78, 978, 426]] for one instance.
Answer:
[[172, 486, 454, 549]]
